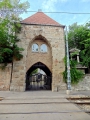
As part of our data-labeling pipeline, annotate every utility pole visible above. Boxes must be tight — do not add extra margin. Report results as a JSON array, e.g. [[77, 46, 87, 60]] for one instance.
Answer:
[[65, 26, 71, 91]]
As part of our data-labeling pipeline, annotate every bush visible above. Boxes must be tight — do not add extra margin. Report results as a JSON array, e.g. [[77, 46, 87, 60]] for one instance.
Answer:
[[63, 58, 84, 84]]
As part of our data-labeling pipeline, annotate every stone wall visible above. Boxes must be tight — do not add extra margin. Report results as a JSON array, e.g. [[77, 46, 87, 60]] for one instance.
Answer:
[[0, 22, 90, 92], [0, 64, 12, 91], [10, 24, 65, 91], [10, 60, 26, 92], [72, 74, 90, 90], [26, 39, 52, 72]]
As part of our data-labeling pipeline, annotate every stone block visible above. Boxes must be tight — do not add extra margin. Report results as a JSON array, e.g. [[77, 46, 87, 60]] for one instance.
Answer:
[[0, 22, 66, 91]]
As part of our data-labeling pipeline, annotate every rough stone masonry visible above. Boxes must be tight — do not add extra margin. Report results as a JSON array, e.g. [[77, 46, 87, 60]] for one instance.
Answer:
[[0, 12, 90, 91], [0, 12, 66, 91]]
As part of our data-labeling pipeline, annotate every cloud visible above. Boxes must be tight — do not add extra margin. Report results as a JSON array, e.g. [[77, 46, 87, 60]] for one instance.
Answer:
[[42, 0, 57, 12], [81, 0, 90, 2], [42, 0, 68, 11], [60, 0, 68, 2]]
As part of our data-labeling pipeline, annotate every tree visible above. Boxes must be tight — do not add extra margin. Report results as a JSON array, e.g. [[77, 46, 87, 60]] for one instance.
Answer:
[[68, 23, 89, 50], [80, 38, 90, 70], [80, 22, 90, 72], [0, 0, 30, 66], [0, 18, 23, 65], [0, 0, 29, 19], [68, 22, 90, 73], [30, 69, 38, 75]]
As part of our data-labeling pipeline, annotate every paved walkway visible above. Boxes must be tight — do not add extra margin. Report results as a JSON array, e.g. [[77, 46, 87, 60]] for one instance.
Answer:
[[0, 90, 90, 120]]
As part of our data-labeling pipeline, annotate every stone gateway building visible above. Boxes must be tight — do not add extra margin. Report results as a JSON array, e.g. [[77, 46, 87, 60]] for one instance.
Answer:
[[0, 11, 66, 91]]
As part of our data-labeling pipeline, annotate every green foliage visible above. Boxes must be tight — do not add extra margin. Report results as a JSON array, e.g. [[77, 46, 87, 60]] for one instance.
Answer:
[[70, 51, 79, 57], [63, 58, 84, 84], [80, 38, 90, 68], [68, 22, 90, 71], [0, 19, 24, 65], [68, 23, 89, 49], [0, 0, 30, 67], [30, 69, 38, 76], [0, 0, 30, 19], [70, 61, 84, 84]]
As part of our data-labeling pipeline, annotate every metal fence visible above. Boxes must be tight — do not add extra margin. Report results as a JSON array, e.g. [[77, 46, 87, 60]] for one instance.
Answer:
[[26, 73, 51, 90]]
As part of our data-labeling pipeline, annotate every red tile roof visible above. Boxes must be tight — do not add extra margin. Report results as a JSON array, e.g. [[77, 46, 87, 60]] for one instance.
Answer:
[[21, 12, 64, 27]]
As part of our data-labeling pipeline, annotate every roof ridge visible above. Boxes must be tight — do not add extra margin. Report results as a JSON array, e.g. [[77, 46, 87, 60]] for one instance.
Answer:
[[21, 11, 64, 27]]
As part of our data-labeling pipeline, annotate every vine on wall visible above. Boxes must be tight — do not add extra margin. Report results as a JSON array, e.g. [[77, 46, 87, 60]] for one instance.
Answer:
[[63, 57, 84, 84]]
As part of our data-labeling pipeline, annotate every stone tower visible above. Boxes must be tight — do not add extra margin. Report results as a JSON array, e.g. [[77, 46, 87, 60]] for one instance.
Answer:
[[9, 11, 66, 91]]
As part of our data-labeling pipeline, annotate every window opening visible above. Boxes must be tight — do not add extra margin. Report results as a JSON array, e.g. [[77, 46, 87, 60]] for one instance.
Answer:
[[32, 44, 39, 52], [40, 44, 47, 53]]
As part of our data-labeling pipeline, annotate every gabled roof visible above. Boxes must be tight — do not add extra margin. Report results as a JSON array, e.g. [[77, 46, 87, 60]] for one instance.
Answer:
[[69, 48, 80, 53], [21, 12, 64, 27]]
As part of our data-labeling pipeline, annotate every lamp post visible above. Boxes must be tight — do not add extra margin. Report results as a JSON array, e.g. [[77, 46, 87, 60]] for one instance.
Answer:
[[65, 26, 71, 92]]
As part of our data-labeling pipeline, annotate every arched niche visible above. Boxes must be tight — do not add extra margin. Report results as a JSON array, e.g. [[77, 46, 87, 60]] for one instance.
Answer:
[[28, 35, 52, 50], [26, 35, 52, 74]]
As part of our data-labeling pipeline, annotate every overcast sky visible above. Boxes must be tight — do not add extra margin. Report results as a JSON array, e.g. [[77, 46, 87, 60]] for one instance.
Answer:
[[21, 0, 90, 26]]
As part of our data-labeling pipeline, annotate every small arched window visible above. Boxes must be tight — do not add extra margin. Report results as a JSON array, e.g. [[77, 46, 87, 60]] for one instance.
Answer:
[[40, 44, 47, 53], [32, 44, 39, 52]]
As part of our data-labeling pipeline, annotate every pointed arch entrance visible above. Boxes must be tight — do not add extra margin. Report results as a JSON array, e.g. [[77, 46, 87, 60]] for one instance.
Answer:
[[26, 62, 52, 91]]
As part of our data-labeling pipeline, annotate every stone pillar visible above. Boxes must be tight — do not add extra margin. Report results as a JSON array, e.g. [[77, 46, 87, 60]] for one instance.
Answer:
[[77, 54, 80, 63], [10, 60, 26, 92]]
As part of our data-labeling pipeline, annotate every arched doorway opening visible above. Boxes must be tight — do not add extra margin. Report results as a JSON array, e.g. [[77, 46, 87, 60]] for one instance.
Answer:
[[26, 62, 52, 91]]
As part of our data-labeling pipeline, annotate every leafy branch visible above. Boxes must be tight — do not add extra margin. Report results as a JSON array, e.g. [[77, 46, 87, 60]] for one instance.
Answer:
[[63, 57, 84, 84]]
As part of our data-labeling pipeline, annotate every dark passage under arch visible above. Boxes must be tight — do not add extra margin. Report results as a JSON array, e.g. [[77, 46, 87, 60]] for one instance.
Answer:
[[26, 62, 52, 91]]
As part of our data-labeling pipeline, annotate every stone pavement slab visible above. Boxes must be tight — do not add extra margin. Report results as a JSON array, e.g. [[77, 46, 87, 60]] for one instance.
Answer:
[[0, 98, 69, 104], [0, 90, 90, 120], [0, 112, 89, 120]]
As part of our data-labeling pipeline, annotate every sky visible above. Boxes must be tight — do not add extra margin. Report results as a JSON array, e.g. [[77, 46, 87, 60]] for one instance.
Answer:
[[20, 0, 90, 26]]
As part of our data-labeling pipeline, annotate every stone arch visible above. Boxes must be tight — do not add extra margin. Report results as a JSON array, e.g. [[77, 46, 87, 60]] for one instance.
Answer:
[[26, 61, 52, 76], [26, 34, 52, 73], [26, 62, 52, 91], [28, 34, 52, 50]]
